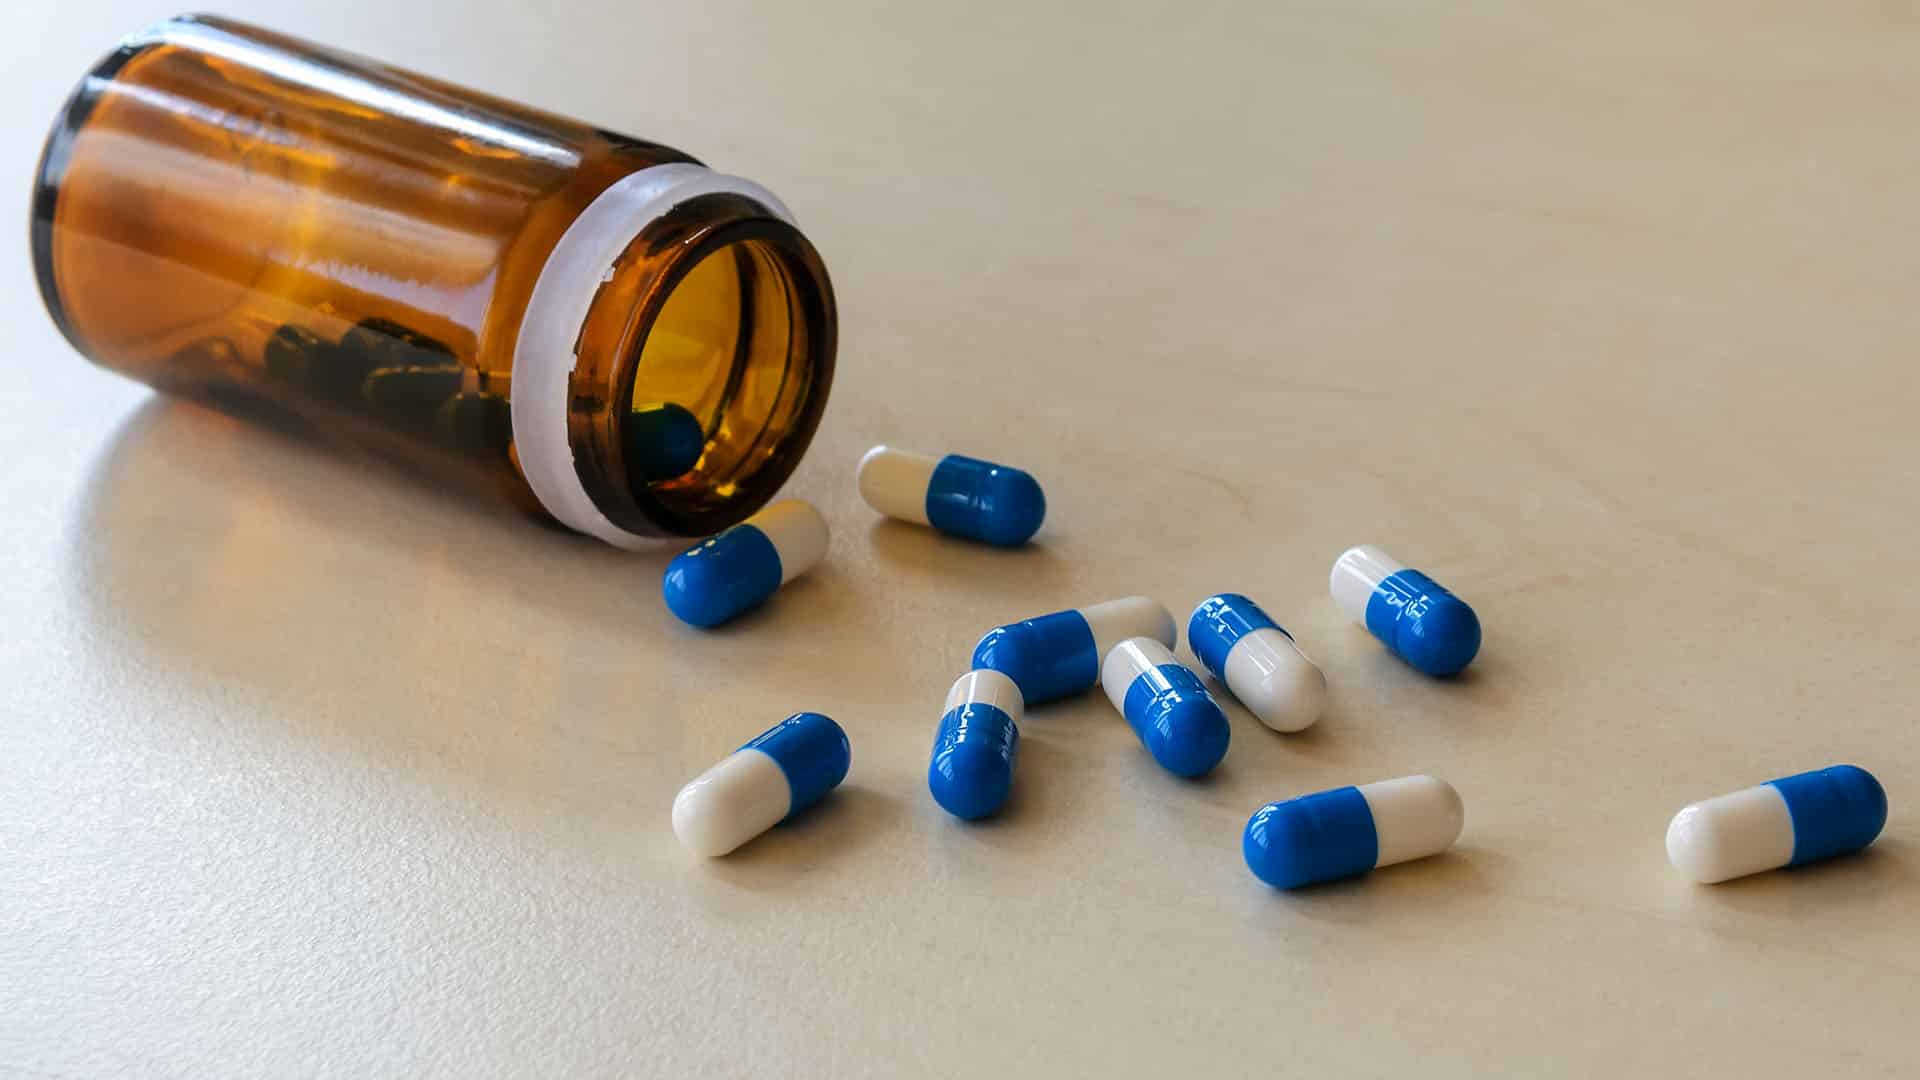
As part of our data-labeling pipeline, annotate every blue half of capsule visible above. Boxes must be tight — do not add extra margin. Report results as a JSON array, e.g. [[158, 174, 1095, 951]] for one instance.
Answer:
[[971, 609, 1099, 705], [1243, 786, 1378, 889], [972, 598, 1176, 706], [925, 454, 1047, 547], [1121, 663, 1230, 778], [625, 401, 706, 486], [1188, 592, 1289, 681], [742, 712, 852, 818], [1364, 570, 1481, 677], [928, 702, 1019, 820], [1771, 764, 1888, 867], [662, 523, 782, 628]]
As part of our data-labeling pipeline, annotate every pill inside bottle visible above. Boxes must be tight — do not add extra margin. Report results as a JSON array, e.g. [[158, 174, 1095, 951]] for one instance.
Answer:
[[31, 15, 837, 546]]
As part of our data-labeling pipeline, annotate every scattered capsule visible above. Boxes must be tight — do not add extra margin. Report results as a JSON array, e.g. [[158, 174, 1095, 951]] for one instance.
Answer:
[[672, 712, 851, 857], [972, 596, 1175, 705], [1329, 545, 1480, 677], [856, 445, 1046, 546], [263, 324, 326, 385], [1100, 636, 1230, 777], [363, 364, 464, 425], [626, 402, 706, 486], [264, 318, 427, 403], [1666, 765, 1887, 884], [1188, 594, 1326, 733], [320, 355, 370, 402], [928, 669, 1024, 820], [436, 391, 512, 453], [662, 499, 829, 628], [344, 316, 453, 366], [1244, 775, 1464, 889]]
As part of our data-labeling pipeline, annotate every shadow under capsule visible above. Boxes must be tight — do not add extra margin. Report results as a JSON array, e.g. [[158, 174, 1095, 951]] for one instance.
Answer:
[[1684, 838, 1913, 917], [864, 516, 1074, 593], [1242, 844, 1507, 927], [916, 732, 1076, 856], [693, 785, 902, 892]]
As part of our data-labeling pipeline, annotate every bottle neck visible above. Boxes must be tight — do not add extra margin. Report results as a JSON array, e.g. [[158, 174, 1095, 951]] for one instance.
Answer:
[[511, 165, 835, 545]]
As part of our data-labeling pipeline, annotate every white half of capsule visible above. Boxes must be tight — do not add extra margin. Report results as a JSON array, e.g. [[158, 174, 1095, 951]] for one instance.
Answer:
[[1665, 785, 1796, 885], [672, 748, 793, 857], [1329, 544, 1405, 624], [856, 446, 936, 526], [752, 498, 830, 584], [947, 668, 1025, 719], [1223, 629, 1326, 733], [1085, 596, 1178, 665], [1363, 775, 1466, 867]]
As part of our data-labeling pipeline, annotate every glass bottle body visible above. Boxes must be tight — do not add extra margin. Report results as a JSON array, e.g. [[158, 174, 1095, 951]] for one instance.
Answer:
[[33, 15, 836, 543]]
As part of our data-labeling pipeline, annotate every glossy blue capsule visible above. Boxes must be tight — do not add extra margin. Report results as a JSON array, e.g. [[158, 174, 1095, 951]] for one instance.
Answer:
[[1099, 637, 1230, 777], [857, 446, 1046, 546], [625, 401, 706, 485], [1330, 545, 1480, 676], [928, 670, 1025, 819], [662, 500, 828, 628], [1668, 764, 1888, 883], [1772, 765, 1890, 866], [1244, 776, 1464, 889], [673, 712, 852, 856], [971, 596, 1176, 705]]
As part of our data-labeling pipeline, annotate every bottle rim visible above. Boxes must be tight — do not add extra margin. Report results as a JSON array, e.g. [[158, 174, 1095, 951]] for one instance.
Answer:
[[510, 163, 835, 545]]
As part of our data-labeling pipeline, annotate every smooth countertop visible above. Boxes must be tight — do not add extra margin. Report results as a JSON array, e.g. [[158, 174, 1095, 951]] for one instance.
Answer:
[[5, 2, 1917, 1076]]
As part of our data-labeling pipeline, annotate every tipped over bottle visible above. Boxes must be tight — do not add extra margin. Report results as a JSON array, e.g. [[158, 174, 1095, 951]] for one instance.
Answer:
[[32, 15, 837, 546]]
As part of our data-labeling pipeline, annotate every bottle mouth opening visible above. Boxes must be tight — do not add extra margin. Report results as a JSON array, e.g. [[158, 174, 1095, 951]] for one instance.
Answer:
[[626, 221, 833, 533], [568, 192, 836, 539]]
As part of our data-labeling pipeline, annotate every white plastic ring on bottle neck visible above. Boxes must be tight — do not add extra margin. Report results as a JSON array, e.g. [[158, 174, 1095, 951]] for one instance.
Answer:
[[510, 163, 797, 549]]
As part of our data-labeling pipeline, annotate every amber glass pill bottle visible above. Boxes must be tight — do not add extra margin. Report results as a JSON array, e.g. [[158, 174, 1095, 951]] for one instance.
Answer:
[[31, 15, 836, 546]]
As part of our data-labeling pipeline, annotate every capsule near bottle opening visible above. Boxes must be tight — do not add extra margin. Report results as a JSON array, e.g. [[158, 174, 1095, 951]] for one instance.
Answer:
[[30, 14, 837, 546]]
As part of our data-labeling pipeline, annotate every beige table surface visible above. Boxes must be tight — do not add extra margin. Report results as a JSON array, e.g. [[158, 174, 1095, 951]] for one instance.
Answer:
[[6, 1, 1918, 1076]]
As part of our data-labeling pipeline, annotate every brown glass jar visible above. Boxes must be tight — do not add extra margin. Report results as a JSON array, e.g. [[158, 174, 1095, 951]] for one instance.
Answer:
[[31, 15, 836, 545]]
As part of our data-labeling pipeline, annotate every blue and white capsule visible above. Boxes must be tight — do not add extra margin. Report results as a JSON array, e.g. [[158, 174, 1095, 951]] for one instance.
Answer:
[[1100, 637, 1231, 778], [1330, 545, 1480, 677], [625, 401, 706, 485], [973, 596, 1176, 706], [928, 669, 1025, 820], [662, 499, 829, 628], [857, 445, 1046, 547], [672, 712, 852, 857], [1666, 765, 1887, 884], [1244, 775, 1464, 889], [1188, 594, 1326, 733]]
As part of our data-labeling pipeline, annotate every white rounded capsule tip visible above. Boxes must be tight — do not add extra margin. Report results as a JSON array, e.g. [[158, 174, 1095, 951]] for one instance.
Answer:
[[1082, 596, 1178, 663], [855, 445, 937, 525], [671, 785, 736, 858], [1249, 662, 1327, 734], [1141, 603, 1178, 650], [1358, 774, 1464, 868], [1221, 628, 1326, 733], [748, 498, 829, 584], [671, 749, 793, 858], [1665, 804, 1724, 884], [1427, 778, 1466, 848], [1663, 785, 1796, 884]]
